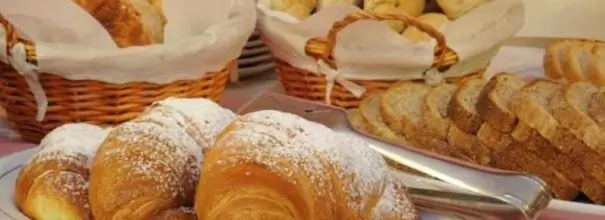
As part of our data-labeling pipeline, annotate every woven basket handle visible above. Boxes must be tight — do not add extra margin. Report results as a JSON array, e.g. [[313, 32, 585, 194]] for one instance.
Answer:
[[305, 11, 457, 70]]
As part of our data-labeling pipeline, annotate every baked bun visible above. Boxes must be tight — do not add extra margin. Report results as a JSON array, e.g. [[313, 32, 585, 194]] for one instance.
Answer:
[[364, 0, 426, 33], [270, 0, 317, 20], [401, 13, 449, 43], [72, 0, 166, 47], [318, 0, 362, 10], [436, 0, 488, 20], [15, 124, 108, 220]]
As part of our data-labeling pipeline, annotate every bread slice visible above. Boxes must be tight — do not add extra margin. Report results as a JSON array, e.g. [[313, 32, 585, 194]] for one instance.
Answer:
[[476, 73, 525, 133], [447, 124, 491, 165], [510, 79, 605, 196], [511, 122, 605, 203], [347, 108, 425, 175], [422, 83, 458, 140], [560, 41, 592, 82], [586, 44, 605, 86], [477, 123, 579, 200], [588, 87, 605, 129], [375, 87, 472, 162], [380, 82, 432, 135], [550, 81, 605, 154], [360, 94, 408, 143], [543, 40, 572, 82], [448, 78, 485, 134]]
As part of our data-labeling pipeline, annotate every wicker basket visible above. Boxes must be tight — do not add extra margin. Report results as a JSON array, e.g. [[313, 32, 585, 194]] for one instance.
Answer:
[[0, 16, 232, 143], [268, 11, 487, 108]]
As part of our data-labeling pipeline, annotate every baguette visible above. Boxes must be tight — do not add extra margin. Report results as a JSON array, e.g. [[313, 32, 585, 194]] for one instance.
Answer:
[[448, 78, 485, 134], [422, 83, 458, 140], [477, 123, 579, 200], [543, 40, 572, 82], [510, 79, 605, 198], [550, 82, 605, 154], [476, 73, 525, 133], [561, 41, 594, 82], [586, 44, 605, 86], [73, 0, 166, 47]]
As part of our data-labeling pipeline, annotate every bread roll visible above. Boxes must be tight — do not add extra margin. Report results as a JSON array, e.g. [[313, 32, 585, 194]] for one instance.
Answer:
[[364, 0, 426, 33], [270, 0, 317, 20], [318, 0, 362, 10], [401, 13, 449, 43], [72, 0, 166, 47], [437, 0, 488, 20]]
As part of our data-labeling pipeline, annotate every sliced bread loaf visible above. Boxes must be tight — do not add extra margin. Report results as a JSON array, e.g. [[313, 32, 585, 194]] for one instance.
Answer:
[[380, 82, 432, 135], [476, 73, 525, 133], [550, 81, 605, 154], [510, 79, 605, 196], [511, 122, 605, 203], [448, 78, 485, 134], [360, 93, 408, 143], [478, 123, 579, 200], [422, 83, 458, 140], [447, 124, 491, 165]]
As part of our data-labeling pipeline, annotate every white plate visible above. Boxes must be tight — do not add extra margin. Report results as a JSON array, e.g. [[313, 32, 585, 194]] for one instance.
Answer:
[[3, 147, 605, 219]]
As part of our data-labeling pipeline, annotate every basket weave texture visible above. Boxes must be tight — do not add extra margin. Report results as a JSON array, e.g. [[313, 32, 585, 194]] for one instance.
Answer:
[[267, 11, 487, 108], [0, 15, 232, 143]]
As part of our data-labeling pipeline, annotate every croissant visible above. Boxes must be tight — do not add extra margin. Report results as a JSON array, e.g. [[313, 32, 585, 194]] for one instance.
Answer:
[[89, 98, 235, 219], [14, 124, 108, 220], [195, 110, 419, 219]]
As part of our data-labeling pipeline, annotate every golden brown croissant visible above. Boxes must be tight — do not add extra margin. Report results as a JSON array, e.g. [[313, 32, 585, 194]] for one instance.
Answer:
[[72, 0, 166, 47], [89, 98, 236, 219], [14, 124, 109, 220], [195, 110, 419, 219]]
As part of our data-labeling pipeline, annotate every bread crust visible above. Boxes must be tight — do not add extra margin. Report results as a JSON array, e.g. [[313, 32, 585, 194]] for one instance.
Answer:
[[550, 82, 605, 154], [422, 83, 458, 140], [478, 123, 579, 200], [511, 122, 605, 203], [73, 0, 166, 47], [448, 78, 484, 134], [476, 73, 524, 133], [510, 79, 605, 202], [586, 44, 605, 86]]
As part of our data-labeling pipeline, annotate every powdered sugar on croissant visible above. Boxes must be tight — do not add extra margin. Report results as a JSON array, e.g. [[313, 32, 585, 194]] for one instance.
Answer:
[[195, 110, 418, 219], [89, 98, 236, 219], [15, 123, 108, 220]]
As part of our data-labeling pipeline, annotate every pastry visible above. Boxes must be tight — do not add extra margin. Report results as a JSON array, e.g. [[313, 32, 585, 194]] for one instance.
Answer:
[[401, 13, 449, 43], [195, 110, 419, 219], [72, 0, 166, 47], [88, 98, 235, 219], [14, 124, 108, 220]]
